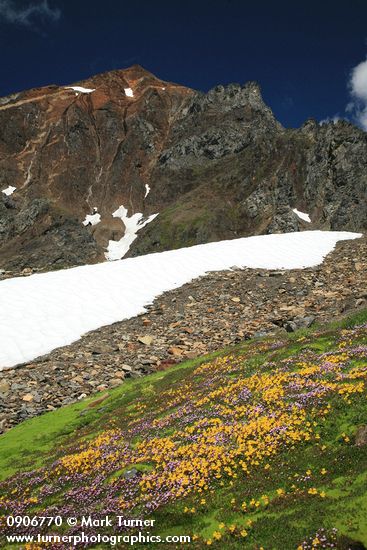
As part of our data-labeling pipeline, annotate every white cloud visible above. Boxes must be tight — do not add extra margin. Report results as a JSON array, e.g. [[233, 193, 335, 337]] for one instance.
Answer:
[[350, 58, 367, 102], [319, 115, 342, 125], [0, 0, 60, 27], [319, 54, 367, 131], [347, 56, 367, 130]]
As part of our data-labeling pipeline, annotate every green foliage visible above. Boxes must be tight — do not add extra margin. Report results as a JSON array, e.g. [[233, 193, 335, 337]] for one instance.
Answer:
[[1, 309, 367, 549]]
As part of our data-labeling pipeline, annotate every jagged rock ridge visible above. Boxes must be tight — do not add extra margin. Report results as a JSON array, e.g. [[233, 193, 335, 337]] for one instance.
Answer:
[[0, 65, 366, 271]]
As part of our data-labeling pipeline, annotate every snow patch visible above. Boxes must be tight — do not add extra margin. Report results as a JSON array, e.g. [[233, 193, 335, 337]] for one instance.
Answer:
[[105, 205, 158, 261], [0, 230, 361, 370], [82, 208, 101, 226], [124, 88, 134, 97], [66, 86, 95, 94], [1, 186, 16, 196], [293, 208, 311, 223], [144, 184, 151, 198]]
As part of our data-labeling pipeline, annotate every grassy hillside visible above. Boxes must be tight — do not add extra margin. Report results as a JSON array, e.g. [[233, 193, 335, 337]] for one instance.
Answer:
[[0, 311, 367, 549]]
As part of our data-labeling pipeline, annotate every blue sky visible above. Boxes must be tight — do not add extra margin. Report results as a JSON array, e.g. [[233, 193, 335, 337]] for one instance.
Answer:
[[0, 0, 366, 128]]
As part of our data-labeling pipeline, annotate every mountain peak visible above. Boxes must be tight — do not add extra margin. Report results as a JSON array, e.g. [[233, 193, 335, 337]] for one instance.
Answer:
[[0, 68, 366, 273]]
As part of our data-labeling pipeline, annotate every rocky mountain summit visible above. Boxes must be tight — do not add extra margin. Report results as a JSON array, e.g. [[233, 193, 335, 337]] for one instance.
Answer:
[[0, 64, 366, 271]]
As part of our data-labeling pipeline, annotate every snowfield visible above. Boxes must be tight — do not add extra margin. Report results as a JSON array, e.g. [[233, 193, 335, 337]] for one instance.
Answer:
[[0, 231, 361, 370], [293, 208, 311, 223], [105, 205, 158, 261], [2, 186, 16, 196], [82, 212, 101, 226], [66, 86, 95, 94]]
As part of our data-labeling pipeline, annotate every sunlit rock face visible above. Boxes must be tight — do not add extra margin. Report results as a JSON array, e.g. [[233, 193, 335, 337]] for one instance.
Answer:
[[0, 64, 366, 271]]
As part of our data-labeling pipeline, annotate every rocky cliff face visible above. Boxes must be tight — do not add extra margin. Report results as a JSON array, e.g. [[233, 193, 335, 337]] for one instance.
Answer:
[[0, 65, 366, 271]]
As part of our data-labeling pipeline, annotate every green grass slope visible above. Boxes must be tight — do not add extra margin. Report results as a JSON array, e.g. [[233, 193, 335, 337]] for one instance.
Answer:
[[0, 310, 367, 549]]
